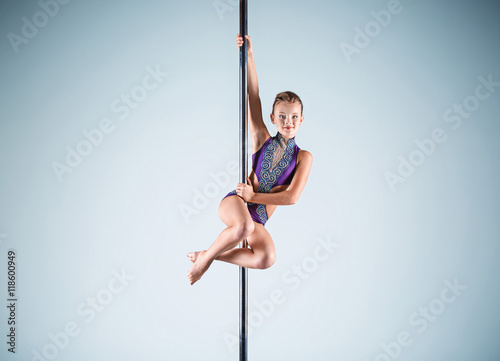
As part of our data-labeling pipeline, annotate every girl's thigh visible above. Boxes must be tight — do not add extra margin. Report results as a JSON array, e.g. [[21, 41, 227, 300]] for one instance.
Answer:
[[218, 195, 253, 227], [247, 222, 275, 256]]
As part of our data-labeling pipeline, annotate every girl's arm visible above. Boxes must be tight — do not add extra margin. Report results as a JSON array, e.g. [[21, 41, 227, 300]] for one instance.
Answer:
[[237, 35, 270, 153], [237, 150, 313, 205]]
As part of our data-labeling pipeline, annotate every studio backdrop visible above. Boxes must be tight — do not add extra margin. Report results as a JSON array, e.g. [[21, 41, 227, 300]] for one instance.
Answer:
[[1, 1, 499, 360]]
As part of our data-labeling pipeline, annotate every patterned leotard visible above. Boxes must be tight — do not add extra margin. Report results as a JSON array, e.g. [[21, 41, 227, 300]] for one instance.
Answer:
[[223, 131, 300, 226]]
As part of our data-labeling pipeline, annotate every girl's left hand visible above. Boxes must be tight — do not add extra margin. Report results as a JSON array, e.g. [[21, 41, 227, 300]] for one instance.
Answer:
[[236, 177, 254, 202]]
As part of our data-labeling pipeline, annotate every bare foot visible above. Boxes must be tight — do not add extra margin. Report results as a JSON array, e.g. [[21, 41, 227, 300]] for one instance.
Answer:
[[187, 251, 212, 285], [187, 251, 203, 263]]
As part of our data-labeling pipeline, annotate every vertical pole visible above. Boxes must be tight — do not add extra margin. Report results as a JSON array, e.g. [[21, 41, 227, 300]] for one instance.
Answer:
[[239, 1, 248, 361]]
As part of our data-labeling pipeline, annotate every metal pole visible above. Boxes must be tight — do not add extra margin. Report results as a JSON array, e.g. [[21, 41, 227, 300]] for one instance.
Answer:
[[239, 1, 248, 360]]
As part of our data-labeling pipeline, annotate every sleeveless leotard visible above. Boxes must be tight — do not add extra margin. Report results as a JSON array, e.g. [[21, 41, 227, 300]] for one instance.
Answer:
[[223, 131, 300, 226]]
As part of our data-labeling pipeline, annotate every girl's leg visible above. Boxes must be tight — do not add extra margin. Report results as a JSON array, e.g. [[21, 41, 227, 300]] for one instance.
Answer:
[[188, 223, 276, 269], [215, 222, 276, 269], [187, 195, 255, 285]]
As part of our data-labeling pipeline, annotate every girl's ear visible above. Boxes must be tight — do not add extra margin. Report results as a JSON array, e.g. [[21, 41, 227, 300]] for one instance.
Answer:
[[270, 113, 275, 124]]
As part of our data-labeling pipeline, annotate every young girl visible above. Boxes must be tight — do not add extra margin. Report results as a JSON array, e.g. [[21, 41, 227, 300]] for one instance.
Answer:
[[187, 34, 313, 285]]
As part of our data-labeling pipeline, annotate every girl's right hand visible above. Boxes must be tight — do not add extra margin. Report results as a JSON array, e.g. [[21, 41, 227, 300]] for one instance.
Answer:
[[236, 34, 253, 53]]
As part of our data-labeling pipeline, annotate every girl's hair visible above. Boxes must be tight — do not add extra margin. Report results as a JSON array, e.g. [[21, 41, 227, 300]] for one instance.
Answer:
[[272, 91, 303, 115]]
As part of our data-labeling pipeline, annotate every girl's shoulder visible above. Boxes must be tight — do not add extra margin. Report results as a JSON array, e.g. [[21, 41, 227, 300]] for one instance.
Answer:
[[297, 149, 313, 163]]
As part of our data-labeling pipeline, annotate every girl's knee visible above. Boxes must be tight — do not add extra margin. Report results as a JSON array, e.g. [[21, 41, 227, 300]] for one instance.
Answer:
[[234, 220, 255, 240], [255, 252, 276, 270]]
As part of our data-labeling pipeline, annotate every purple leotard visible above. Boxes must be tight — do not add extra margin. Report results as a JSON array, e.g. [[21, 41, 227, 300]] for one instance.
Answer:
[[223, 131, 300, 226]]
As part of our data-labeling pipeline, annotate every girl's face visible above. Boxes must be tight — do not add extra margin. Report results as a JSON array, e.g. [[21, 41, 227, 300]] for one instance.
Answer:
[[270, 101, 303, 139]]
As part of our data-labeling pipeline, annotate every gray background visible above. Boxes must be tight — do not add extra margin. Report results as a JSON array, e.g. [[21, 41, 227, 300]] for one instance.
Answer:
[[1, 0, 499, 360]]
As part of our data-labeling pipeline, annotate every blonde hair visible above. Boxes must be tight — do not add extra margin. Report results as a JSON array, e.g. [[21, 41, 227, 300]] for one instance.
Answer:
[[272, 91, 303, 115]]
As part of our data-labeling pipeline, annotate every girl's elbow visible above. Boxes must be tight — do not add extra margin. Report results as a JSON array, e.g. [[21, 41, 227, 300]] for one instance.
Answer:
[[288, 194, 299, 205]]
